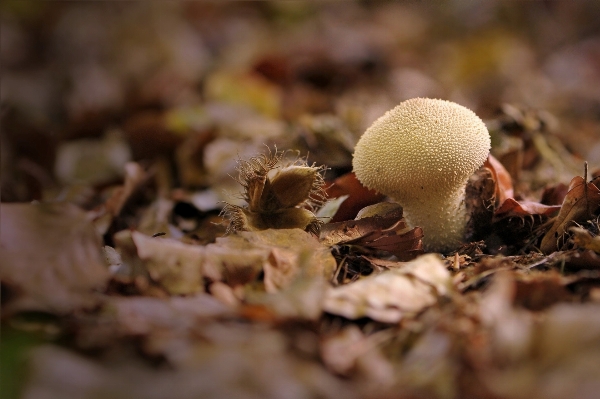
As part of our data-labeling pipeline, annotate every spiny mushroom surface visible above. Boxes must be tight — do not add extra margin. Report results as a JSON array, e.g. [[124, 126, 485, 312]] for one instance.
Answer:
[[352, 98, 490, 252]]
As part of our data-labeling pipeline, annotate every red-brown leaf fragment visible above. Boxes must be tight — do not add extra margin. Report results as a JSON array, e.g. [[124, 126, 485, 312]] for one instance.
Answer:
[[484, 154, 514, 205], [493, 198, 561, 223], [541, 176, 600, 254], [320, 204, 423, 261], [325, 172, 385, 222]]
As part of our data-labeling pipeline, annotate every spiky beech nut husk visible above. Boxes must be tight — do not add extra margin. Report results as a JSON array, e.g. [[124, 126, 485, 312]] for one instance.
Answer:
[[352, 98, 490, 252], [221, 149, 327, 235]]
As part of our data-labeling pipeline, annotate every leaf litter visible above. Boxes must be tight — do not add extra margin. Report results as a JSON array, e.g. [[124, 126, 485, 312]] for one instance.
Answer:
[[2, 2, 600, 399]]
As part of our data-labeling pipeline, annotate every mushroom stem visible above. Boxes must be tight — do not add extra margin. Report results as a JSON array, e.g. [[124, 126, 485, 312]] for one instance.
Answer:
[[399, 186, 467, 252]]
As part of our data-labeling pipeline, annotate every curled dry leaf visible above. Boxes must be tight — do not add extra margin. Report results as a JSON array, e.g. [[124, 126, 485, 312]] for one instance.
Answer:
[[484, 154, 514, 205], [473, 155, 563, 249], [320, 203, 423, 261], [325, 172, 386, 222], [541, 176, 600, 254], [490, 198, 560, 251], [233, 229, 336, 293], [315, 195, 349, 224], [129, 231, 206, 295], [0, 203, 109, 315], [91, 162, 150, 235], [118, 228, 335, 295], [492, 198, 561, 223], [116, 230, 264, 295], [104, 162, 149, 216], [566, 228, 600, 267], [323, 254, 451, 323]]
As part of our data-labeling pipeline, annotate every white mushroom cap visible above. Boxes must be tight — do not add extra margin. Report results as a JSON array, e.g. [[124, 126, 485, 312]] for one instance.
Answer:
[[352, 98, 490, 252]]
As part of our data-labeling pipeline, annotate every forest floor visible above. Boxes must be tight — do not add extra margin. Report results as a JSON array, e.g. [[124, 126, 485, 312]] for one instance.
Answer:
[[2, 2, 600, 399]]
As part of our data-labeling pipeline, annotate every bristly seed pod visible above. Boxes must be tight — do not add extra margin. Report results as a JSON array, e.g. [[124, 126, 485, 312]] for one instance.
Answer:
[[221, 148, 327, 235]]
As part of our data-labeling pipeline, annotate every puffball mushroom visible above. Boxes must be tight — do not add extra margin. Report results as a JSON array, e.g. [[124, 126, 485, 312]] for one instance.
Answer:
[[352, 98, 490, 252]]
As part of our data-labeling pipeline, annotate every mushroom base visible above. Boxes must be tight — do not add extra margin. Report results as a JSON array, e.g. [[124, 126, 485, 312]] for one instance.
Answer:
[[398, 188, 467, 253]]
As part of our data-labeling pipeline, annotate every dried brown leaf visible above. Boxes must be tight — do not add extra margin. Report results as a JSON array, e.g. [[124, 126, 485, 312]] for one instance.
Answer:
[[493, 198, 561, 222], [349, 221, 423, 261], [90, 162, 151, 236], [0, 202, 109, 315], [320, 204, 423, 261], [484, 154, 514, 205], [104, 162, 149, 217], [186, 235, 267, 289], [129, 231, 206, 295], [315, 195, 349, 223], [323, 254, 451, 323], [325, 172, 385, 222], [236, 229, 336, 292], [541, 176, 600, 253]]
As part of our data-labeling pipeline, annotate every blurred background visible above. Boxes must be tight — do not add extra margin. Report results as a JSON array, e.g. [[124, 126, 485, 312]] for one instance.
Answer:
[[2, 0, 600, 204]]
